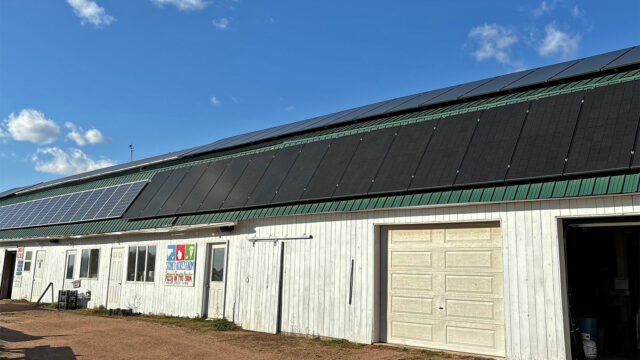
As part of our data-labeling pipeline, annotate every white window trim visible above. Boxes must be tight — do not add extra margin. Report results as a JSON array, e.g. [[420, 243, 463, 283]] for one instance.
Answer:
[[23, 250, 33, 272], [79, 248, 100, 280], [126, 245, 156, 283], [65, 251, 77, 280]]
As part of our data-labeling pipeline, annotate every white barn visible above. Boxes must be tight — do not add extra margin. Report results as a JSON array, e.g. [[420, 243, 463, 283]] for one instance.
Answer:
[[1, 47, 640, 359]]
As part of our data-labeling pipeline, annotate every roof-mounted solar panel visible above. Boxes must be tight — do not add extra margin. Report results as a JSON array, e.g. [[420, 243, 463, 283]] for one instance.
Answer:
[[550, 48, 633, 80], [0, 181, 147, 230], [603, 46, 640, 69]]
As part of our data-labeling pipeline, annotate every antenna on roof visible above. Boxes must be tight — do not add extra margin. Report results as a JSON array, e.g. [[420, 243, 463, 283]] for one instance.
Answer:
[[129, 144, 134, 162]]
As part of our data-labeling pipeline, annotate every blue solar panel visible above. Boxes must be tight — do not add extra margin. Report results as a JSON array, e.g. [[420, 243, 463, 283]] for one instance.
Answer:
[[0, 181, 147, 230]]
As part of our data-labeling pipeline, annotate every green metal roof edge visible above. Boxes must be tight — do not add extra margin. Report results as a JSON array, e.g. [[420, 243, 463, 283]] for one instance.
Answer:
[[1, 171, 639, 241], [2, 69, 639, 207]]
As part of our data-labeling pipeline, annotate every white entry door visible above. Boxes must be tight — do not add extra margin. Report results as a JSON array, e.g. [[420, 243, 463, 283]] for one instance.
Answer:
[[107, 248, 124, 309], [30, 250, 46, 302], [207, 244, 226, 318], [387, 224, 505, 357]]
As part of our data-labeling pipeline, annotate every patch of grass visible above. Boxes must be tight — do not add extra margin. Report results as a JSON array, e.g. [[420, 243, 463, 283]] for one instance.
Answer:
[[36, 302, 58, 309], [74, 305, 110, 316], [145, 315, 239, 331], [316, 338, 364, 349]]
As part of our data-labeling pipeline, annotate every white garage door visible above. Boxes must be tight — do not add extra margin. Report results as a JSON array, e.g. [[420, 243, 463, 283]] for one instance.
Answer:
[[387, 223, 505, 357]]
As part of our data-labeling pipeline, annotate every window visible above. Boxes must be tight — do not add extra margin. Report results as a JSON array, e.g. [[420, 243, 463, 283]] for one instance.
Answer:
[[65, 252, 76, 280], [23, 251, 32, 272], [211, 248, 225, 282], [79, 249, 99, 278], [127, 245, 156, 282]]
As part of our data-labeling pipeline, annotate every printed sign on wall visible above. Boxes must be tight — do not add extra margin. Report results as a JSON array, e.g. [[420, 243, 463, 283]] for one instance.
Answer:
[[15, 260, 23, 276], [165, 243, 196, 286]]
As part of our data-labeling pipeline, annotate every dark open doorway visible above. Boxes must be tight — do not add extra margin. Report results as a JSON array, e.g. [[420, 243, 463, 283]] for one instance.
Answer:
[[565, 220, 639, 360], [0, 251, 17, 299]]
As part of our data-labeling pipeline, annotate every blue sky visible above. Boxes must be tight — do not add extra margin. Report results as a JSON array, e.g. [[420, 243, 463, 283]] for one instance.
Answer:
[[1, 0, 639, 191]]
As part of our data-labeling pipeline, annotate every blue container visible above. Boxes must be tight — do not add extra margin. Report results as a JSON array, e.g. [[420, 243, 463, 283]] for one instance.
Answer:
[[578, 317, 598, 343]]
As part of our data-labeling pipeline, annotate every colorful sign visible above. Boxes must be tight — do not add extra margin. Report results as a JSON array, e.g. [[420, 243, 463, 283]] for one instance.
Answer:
[[15, 260, 23, 276], [17, 247, 24, 259], [165, 243, 196, 286]]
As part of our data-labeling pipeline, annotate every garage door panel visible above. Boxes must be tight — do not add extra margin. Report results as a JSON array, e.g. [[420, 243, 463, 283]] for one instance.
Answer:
[[391, 273, 433, 291], [445, 298, 504, 323], [445, 273, 503, 297], [387, 224, 504, 357], [444, 249, 502, 272]]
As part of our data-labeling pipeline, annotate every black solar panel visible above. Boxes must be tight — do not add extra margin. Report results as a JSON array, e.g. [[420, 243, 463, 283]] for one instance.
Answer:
[[0, 181, 147, 230], [507, 91, 585, 180], [426, 78, 495, 104], [455, 102, 530, 185], [123, 171, 172, 219], [199, 155, 252, 211], [272, 140, 331, 203], [176, 160, 229, 214], [301, 134, 361, 200], [550, 48, 632, 80], [464, 69, 535, 97], [222, 150, 277, 209], [370, 120, 436, 194], [409, 112, 480, 190], [564, 80, 640, 174], [386, 87, 458, 113], [504, 60, 581, 90], [139, 167, 190, 218], [246, 145, 302, 207], [603, 46, 640, 69], [334, 127, 398, 197], [156, 163, 209, 216]]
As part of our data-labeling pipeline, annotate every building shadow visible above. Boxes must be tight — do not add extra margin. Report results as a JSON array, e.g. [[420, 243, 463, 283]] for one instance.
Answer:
[[0, 326, 43, 342], [2, 345, 78, 360]]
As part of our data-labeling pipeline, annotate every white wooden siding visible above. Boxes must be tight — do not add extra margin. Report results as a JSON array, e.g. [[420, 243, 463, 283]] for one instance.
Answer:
[[2, 194, 640, 360]]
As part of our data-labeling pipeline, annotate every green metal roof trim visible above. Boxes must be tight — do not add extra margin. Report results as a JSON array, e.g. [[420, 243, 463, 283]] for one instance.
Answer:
[[2, 68, 639, 208], [1, 171, 638, 241]]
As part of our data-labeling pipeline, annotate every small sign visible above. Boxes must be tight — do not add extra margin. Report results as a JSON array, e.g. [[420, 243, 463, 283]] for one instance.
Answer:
[[72, 280, 81, 288], [165, 243, 196, 286], [17, 247, 24, 259], [15, 260, 23, 276]]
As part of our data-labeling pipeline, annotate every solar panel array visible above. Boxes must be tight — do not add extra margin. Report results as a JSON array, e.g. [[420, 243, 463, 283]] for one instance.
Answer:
[[0, 181, 147, 230], [125, 80, 640, 220], [4, 47, 637, 200]]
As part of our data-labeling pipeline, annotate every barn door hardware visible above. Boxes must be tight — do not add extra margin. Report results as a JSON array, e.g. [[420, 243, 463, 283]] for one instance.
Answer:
[[248, 234, 313, 245]]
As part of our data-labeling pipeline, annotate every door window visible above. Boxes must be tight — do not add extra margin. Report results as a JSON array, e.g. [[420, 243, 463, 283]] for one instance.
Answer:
[[211, 248, 225, 282]]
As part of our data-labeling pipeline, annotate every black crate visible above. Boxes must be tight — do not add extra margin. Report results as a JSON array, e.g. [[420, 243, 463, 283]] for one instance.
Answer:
[[57, 290, 78, 310]]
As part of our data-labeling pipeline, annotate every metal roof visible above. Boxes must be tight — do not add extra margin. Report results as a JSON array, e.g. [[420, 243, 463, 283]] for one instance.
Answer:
[[4, 46, 638, 198]]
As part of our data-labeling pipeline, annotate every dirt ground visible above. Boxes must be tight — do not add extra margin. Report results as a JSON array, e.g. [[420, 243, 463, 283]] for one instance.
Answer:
[[0, 301, 488, 360]]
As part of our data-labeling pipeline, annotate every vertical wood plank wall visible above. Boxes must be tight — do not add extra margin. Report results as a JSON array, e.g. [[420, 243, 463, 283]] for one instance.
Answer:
[[3, 194, 640, 360]]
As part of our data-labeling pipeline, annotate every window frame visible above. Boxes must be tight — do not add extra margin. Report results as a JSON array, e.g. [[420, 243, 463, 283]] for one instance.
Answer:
[[79, 248, 100, 279], [65, 251, 76, 280], [126, 245, 156, 283], [23, 250, 33, 272]]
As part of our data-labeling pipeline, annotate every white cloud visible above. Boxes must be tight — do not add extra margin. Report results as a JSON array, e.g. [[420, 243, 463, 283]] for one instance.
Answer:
[[532, 0, 558, 16], [65, 122, 108, 146], [3, 109, 60, 145], [538, 24, 581, 59], [151, 0, 208, 11], [210, 96, 221, 105], [212, 18, 230, 30], [571, 5, 585, 18], [32, 147, 116, 176], [467, 24, 519, 65], [284, 106, 295, 111], [66, 0, 115, 27]]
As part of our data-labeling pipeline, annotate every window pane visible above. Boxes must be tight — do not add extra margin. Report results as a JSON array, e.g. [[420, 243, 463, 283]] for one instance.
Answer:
[[89, 249, 99, 278], [25, 251, 32, 260], [211, 248, 225, 282], [136, 247, 146, 282], [66, 254, 75, 280], [24, 261, 31, 272], [127, 247, 137, 281], [80, 249, 89, 278], [146, 246, 156, 282]]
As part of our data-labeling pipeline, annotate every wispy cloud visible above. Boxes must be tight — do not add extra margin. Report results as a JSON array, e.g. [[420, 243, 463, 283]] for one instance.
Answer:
[[150, 0, 208, 11], [532, 0, 558, 17], [570, 4, 585, 18], [65, 122, 108, 146], [467, 24, 519, 66], [230, 96, 240, 104], [212, 18, 230, 30], [284, 106, 295, 111], [32, 147, 116, 176], [210, 96, 221, 105], [537, 24, 581, 59], [66, 0, 115, 27], [2, 109, 60, 145]]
